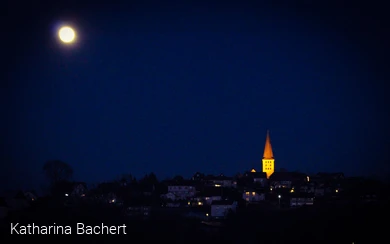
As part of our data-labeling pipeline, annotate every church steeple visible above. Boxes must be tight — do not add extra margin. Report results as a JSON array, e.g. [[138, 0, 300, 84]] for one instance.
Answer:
[[263, 130, 274, 159], [262, 130, 275, 179]]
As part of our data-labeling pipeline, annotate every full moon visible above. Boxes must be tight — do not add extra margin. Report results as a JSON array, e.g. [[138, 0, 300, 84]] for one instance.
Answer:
[[58, 26, 76, 43]]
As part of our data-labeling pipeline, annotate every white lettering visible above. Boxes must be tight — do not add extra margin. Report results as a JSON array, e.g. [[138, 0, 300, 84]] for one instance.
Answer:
[[77, 223, 85, 234], [76, 223, 127, 234], [10, 223, 72, 234], [10, 223, 19, 234]]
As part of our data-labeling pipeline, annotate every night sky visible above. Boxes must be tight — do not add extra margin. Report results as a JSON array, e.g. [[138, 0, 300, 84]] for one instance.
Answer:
[[2, 1, 389, 191]]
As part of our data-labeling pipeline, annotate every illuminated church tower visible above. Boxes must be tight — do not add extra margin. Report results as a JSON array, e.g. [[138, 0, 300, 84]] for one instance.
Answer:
[[262, 130, 275, 179]]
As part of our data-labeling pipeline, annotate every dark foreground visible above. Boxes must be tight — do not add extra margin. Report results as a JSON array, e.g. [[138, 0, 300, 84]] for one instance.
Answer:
[[1, 200, 388, 243]]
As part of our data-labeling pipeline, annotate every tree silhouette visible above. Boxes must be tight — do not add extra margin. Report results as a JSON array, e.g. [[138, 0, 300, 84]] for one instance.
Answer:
[[94, 181, 120, 195], [118, 174, 137, 186], [173, 175, 184, 183], [139, 173, 158, 190], [43, 160, 73, 185]]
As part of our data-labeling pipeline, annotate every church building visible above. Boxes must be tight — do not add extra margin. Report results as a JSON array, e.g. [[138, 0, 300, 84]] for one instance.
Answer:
[[262, 130, 275, 179]]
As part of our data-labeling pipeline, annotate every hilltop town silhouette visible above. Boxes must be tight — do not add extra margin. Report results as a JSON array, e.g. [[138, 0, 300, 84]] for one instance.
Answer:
[[1, 131, 388, 243]]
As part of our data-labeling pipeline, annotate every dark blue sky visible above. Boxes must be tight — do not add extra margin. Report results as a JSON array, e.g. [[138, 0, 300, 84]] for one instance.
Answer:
[[2, 1, 389, 190]]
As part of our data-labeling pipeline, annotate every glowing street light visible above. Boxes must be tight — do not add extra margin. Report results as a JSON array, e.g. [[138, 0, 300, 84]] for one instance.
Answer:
[[278, 195, 281, 208]]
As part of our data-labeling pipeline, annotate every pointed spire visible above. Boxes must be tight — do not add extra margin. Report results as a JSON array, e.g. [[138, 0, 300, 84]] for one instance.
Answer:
[[263, 130, 274, 159]]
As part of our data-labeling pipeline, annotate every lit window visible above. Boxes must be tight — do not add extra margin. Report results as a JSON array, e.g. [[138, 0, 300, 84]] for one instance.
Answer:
[[245, 192, 250, 195], [252, 192, 255, 196]]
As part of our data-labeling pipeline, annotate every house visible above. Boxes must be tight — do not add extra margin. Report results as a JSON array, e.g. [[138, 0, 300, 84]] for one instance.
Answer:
[[210, 200, 237, 219], [242, 189, 265, 203], [252, 172, 267, 187], [310, 172, 344, 187], [161, 192, 177, 201], [238, 169, 268, 188], [54, 181, 87, 197], [161, 191, 189, 207], [298, 182, 316, 193], [139, 184, 156, 197], [195, 187, 223, 205], [106, 192, 119, 204], [188, 200, 205, 207], [125, 206, 151, 218], [89, 190, 118, 203], [290, 193, 314, 207], [204, 174, 235, 188], [314, 188, 325, 196], [313, 185, 337, 197], [0, 197, 8, 219], [269, 172, 307, 189], [165, 202, 181, 207], [167, 181, 196, 200], [184, 210, 209, 220], [71, 182, 87, 197], [191, 172, 205, 181]]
